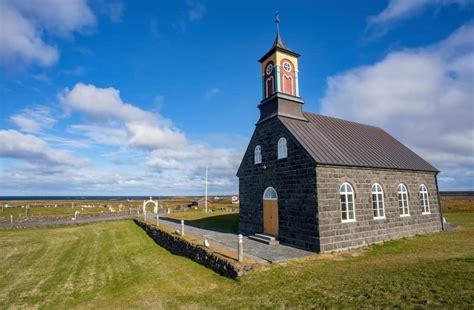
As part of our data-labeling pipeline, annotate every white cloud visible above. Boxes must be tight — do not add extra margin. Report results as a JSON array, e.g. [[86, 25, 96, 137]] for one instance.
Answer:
[[0, 130, 86, 166], [204, 87, 221, 101], [370, 0, 472, 25], [98, 1, 124, 23], [2, 83, 243, 195], [10, 105, 57, 133], [188, 1, 206, 22], [60, 83, 187, 150], [0, 0, 95, 68], [320, 23, 474, 190]]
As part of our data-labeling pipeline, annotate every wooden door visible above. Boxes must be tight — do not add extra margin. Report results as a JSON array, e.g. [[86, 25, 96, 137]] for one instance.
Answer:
[[263, 200, 278, 236]]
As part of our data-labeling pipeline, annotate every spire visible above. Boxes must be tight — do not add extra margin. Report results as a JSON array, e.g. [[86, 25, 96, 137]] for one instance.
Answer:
[[273, 11, 286, 49], [259, 12, 299, 62]]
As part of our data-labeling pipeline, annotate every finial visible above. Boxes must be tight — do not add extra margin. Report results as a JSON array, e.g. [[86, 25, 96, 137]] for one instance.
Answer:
[[275, 11, 280, 33]]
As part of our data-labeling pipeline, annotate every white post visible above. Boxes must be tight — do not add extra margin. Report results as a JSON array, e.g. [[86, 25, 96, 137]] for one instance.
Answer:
[[144, 210, 147, 221], [156, 214, 160, 226], [10, 215, 13, 224], [238, 234, 244, 262], [205, 166, 208, 213], [167, 208, 170, 214], [181, 220, 184, 236]]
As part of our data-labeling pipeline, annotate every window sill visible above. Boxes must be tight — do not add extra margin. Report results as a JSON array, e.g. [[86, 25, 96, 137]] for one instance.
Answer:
[[422, 212, 431, 215], [400, 214, 410, 217], [341, 219, 356, 223], [373, 216, 386, 220]]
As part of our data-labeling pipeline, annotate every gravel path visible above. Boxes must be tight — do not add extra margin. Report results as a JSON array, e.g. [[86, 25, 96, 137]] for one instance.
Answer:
[[150, 214, 314, 263]]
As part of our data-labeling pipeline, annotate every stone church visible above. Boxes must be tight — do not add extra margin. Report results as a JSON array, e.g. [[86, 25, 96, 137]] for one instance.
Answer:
[[237, 29, 443, 252]]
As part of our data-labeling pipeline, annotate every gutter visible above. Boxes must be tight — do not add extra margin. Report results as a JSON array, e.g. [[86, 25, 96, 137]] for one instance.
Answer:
[[435, 172, 445, 231]]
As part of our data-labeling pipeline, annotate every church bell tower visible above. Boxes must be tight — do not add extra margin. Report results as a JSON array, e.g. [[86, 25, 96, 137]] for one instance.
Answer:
[[257, 16, 307, 123]]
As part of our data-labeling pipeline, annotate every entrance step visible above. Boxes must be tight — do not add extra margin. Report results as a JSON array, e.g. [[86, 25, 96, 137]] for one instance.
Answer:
[[249, 234, 279, 245]]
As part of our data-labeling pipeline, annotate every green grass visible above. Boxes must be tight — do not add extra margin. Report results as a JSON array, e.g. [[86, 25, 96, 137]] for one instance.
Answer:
[[0, 206, 119, 219], [166, 210, 239, 233], [0, 205, 473, 308]]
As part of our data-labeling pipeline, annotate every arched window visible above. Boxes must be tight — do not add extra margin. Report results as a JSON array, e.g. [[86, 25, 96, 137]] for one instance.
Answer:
[[340, 183, 355, 222], [277, 137, 287, 159], [419, 184, 430, 214], [254, 145, 262, 164], [397, 184, 410, 216], [266, 76, 274, 97], [282, 75, 294, 95], [371, 183, 385, 219], [263, 187, 278, 200]]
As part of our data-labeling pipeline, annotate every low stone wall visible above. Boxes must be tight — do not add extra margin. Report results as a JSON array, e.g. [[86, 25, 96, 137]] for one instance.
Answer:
[[134, 219, 244, 279], [0, 212, 134, 229]]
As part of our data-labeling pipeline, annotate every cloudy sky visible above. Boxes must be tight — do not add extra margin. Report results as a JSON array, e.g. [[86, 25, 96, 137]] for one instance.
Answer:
[[0, 0, 473, 196]]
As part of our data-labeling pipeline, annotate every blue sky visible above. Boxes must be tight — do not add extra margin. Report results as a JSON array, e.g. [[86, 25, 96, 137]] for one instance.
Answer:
[[0, 0, 473, 196]]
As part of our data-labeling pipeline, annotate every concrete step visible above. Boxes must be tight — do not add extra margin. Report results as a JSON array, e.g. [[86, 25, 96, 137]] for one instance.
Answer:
[[254, 233, 276, 241], [249, 234, 279, 245]]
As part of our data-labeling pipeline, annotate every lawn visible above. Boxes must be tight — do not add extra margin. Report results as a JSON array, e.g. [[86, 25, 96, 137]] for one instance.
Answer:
[[165, 210, 239, 233], [0, 202, 472, 308]]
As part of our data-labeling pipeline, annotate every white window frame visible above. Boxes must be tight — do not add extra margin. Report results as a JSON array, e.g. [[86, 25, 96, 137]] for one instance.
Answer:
[[371, 183, 385, 219], [397, 184, 410, 217], [254, 145, 262, 164], [263, 187, 278, 200], [419, 184, 430, 214], [340, 182, 356, 223], [277, 137, 287, 159]]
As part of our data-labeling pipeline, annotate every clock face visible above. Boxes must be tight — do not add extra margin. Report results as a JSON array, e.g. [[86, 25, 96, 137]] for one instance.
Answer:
[[283, 61, 292, 72], [266, 63, 273, 75]]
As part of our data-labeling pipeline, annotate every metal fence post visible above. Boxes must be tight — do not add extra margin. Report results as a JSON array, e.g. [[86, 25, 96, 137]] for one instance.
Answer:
[[238, 234, 244, 262]]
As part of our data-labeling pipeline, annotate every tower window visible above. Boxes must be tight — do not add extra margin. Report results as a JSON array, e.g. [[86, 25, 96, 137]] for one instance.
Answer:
[[419, 184, 430, 214], [397, 184, 410, 216], [266, 76, 274, 97], [254, 145, 262, 164], [283, 61, 292, 72], [340, 183, 356, 222], [277, 137, 287, 159]]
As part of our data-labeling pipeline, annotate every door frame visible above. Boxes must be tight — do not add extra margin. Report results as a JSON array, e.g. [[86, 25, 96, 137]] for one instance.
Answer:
[[263, 187, 279, 237]]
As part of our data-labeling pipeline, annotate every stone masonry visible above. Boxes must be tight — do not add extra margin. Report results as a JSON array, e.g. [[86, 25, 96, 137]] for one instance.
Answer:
[[316, 165, 442, 252], [238, 117, 320, 251]]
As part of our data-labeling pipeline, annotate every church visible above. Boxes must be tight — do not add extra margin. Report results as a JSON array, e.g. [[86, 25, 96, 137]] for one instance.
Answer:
[[237, 28, 443, 252]]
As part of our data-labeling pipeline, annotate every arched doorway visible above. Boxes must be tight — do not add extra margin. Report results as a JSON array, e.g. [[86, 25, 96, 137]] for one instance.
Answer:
[[143, 197, 158, 214], [263, 187, 279, 237]]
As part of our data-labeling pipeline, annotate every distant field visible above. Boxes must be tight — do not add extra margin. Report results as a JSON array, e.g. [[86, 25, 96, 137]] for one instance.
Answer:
[[0, 197, 237, 221], [0, 197, 472, 308]]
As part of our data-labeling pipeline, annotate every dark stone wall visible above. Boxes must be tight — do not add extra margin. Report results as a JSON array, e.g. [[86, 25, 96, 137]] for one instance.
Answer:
[[237, 117, 319, 251], [134, 219, 245, 279], [316, 165, 442, 252]]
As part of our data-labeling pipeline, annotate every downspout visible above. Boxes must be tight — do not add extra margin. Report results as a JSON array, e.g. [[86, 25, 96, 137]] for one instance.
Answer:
[[435, 172, 445, 231]]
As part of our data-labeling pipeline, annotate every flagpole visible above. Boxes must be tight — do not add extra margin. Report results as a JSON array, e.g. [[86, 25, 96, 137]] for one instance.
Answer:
[[205, 166, 208, 213]]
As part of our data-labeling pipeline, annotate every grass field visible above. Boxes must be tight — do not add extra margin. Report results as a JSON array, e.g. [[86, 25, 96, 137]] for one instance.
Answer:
[[166, 210, 239, 233], [0, 200, 473, 308]]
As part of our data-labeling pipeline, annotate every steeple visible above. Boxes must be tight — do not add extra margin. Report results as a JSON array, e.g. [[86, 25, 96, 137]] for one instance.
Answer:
[[257, 14, 306, 124]]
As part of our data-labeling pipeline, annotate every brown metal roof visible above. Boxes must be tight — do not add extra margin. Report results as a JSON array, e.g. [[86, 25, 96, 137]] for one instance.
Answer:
[[280, 112, 438, 172]]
